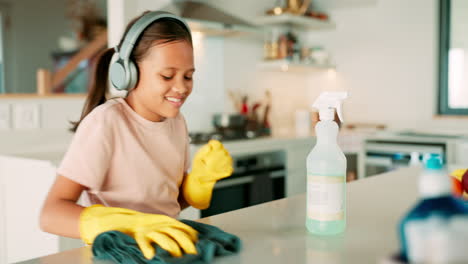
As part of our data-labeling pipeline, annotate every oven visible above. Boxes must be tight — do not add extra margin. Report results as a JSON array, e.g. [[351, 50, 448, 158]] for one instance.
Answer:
[[200, 151, 286, 218]]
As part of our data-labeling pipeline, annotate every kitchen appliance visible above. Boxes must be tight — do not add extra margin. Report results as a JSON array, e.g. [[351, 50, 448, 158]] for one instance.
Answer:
[[364, 139, 446, 177], [160, 0, 259, 36], [189, 113, 266, 144], [189, 130, 264, 145], [201, 151, 286, 218], [212, 113, 246, 131]]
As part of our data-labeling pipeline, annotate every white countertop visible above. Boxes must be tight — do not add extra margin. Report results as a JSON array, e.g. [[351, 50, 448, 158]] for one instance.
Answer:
[[0, 129, 74, 166], [191, 135, 317, 156], [18, 167, 422, 264], [366, 130, 468, 144], [1, 129, 366, 166]]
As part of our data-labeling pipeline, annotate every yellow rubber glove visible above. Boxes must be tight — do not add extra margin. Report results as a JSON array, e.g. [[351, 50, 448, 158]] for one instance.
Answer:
[[183, 140, 233, 209], [80, 205, 198, 259], [450, 169, 468, 198]]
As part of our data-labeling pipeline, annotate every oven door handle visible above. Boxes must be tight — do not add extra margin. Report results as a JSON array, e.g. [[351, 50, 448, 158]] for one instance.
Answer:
[[214, 171, 285, 189], [215, 176, 254, 189]]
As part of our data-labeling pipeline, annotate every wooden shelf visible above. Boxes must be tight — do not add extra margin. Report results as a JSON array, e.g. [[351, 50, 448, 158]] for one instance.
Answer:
[[186, 18, 263, 37], [0, 93, 87, 99], [258, 59, 335, 72], [255, 14, 335, 30]]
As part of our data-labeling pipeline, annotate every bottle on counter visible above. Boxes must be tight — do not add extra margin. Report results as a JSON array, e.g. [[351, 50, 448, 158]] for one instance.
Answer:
[[408, 151, 421, 167], [306, 91, 348, 236], [398, 153, 468, 263]]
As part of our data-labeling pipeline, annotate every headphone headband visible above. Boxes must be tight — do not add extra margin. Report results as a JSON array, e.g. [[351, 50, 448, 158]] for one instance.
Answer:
[[118, 11, 191, 61], [108, 11, 191, 93]]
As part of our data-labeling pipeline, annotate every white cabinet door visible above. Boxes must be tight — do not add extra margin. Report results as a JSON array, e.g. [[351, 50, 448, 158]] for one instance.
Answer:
[[455, 141, 468, 166], [286, 142, 314, 196], [0, 155, 59, 264], [0, 158, 6, 264]]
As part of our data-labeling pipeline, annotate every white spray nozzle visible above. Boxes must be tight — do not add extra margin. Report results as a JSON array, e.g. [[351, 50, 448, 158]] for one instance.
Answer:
[[312, 92, 348, 122]]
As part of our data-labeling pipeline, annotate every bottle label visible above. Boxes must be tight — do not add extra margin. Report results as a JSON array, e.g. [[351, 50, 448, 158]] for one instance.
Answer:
[[307, 175, 345, 221]]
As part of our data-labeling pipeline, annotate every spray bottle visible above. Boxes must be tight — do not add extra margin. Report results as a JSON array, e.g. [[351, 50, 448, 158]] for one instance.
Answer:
[[398, 153, 468, 263], [306, 91, 348, 235]]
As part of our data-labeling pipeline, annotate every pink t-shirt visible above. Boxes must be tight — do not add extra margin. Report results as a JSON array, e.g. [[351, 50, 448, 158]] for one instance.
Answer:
[[58, 98, 190, 218]]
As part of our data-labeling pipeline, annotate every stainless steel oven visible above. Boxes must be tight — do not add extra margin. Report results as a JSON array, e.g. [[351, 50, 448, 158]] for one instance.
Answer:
[[200, 151, 286, 218]]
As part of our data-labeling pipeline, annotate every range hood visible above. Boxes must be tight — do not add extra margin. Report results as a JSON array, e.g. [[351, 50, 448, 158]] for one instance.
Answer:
[[160, 0, 261, 36]]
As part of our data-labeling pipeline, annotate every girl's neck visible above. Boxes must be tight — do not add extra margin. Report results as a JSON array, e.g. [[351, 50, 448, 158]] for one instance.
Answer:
[[124, 93, 165, 122]]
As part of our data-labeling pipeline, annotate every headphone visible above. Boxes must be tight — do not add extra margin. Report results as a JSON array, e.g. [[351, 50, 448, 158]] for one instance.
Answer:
[[109, 11, 191, 92]]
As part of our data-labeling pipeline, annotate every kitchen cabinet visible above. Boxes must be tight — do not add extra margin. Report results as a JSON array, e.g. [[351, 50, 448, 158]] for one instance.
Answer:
[[285, 141, 313, 196], [0, 154, 85, 264], [0, 156, 59, 264], [363, 132, 468, 177], [455, 141, 468, 166]]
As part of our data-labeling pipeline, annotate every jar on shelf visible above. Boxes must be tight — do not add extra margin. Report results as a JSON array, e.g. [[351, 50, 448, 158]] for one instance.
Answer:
[[310, 46, 329, 65], [300, 46, 311, 63]]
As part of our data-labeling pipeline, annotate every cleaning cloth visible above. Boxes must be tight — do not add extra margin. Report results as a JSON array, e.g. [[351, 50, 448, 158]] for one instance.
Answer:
[[91, 219, 241, 264]]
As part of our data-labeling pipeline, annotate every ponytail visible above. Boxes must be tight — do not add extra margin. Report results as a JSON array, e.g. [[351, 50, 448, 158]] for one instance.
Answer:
[[70, 47, 115, 132]]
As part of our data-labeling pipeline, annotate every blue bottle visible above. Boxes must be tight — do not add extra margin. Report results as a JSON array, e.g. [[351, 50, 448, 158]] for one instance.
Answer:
[[399, 153, 468, 263]]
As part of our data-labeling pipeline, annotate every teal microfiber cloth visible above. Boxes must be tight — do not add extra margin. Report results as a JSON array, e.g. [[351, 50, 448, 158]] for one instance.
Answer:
[[91, 220, 242, 264]]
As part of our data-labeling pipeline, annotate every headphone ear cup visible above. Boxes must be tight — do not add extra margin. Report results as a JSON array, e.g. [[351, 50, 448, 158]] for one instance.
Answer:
[[127, 60, 138, 91], [107, 52, 129, 99], [109, 53, 129, 91]]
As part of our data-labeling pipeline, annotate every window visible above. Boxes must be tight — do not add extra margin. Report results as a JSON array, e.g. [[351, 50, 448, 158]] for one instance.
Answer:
[[438, 0, 468, 115], [0, 8, 5, 93]]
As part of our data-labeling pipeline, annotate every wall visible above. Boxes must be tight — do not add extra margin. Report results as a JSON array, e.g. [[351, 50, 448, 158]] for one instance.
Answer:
[[304, 0, 437, 130], [0, 97, 84, 157], [306, 0, 468, 133], [221, 0, 468, 135]]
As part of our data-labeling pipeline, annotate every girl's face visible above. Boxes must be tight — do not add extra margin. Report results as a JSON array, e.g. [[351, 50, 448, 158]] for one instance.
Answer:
[[127, 40, 194, 122]]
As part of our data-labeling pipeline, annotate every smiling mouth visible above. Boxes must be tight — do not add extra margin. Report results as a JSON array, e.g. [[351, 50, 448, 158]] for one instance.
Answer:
[[165, 96, 184, 107]]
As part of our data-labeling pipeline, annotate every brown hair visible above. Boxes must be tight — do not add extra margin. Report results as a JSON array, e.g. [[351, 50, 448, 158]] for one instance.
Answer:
[[70, 11, 192, 132]]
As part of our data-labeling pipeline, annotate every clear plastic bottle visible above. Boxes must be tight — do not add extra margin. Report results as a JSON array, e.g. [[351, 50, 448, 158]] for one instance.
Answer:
[[408, 151, 421, 167], [306, 92, 348, 235], [398, 153, 468, 263]]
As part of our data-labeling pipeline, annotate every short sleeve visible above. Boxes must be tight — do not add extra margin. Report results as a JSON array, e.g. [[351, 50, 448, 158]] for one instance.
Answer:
[[57, 111, 113, 191], [184, 138, 191, 172], [181, 114, 191, 172]]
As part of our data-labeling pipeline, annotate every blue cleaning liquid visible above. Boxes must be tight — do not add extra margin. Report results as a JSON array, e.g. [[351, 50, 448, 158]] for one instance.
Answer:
[[398, 153, 468, 263], [398, 195, 468, 262]]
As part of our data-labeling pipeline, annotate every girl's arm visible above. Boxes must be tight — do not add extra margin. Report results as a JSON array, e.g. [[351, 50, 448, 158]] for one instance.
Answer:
[[39, 175, 87, 238]]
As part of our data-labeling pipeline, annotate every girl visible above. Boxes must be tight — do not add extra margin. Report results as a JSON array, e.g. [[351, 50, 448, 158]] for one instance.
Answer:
[[40, 11, 233, 260]]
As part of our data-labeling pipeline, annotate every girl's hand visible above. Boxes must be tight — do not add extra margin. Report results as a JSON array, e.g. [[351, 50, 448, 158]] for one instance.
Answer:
[[183, 140, 234, 209], [80, 205, 198, 259], [191, 140, 233, 182]]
